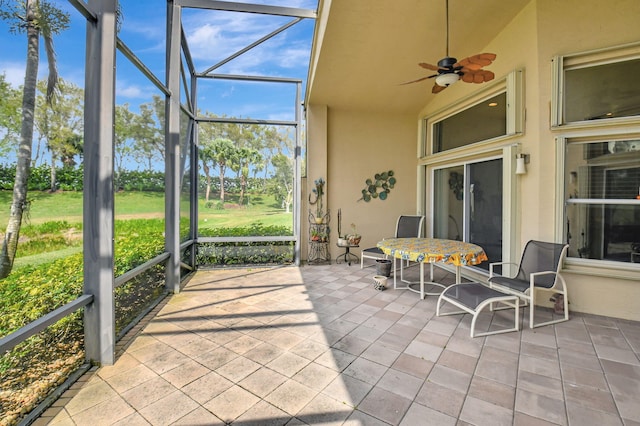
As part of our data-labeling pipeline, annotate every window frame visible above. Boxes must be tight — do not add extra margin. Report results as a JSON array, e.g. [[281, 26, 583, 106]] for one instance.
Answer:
[[421, 69, 524, 159], [551, 41, 640, 128], [556, 134, 640, 276], [418, 70, 524, 280], [553, 43, 640, 277]]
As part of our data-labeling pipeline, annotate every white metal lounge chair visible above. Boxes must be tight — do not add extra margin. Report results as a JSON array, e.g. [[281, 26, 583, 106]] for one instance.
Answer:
[[437, 282, 520, 337], [488, 240, 570, 328]]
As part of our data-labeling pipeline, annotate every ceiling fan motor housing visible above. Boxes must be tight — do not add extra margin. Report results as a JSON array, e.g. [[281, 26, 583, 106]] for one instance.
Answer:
[[437, 56, 458, 69]]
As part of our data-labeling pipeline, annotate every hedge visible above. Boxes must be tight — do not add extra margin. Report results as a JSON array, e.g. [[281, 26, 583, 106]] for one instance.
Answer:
[[0, 164, 269, 194]]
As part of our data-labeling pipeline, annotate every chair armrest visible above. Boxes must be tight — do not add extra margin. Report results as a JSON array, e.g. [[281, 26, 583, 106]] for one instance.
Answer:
[[529, 270, 556, 289], [489, 262, 518, 278]]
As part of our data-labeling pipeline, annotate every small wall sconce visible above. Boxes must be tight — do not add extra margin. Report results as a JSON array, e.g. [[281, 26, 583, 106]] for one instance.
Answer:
[[515, 153, 529, 175]]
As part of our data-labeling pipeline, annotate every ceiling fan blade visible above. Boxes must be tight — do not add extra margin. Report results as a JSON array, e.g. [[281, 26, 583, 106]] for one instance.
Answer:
[[460, 72, 475, 83], [400, 75, 436, 85], [432, 83, 447, 94], [455, 52, 497, 70], [418, 62, 443, 71], [478, 52, 497, 61], [460, 69, 496, 84], [481, 70, 495, 82]]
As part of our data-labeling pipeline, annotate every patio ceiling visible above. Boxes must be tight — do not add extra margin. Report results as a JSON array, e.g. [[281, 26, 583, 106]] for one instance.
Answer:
[[307, 0, 531, 114]]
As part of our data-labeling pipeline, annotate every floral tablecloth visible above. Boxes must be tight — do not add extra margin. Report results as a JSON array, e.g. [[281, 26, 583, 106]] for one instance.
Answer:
[[377, 238, 488, 267]]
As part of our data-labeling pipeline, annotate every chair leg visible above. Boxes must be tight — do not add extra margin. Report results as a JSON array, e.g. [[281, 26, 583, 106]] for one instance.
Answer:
[[530, 288, 569, 328]]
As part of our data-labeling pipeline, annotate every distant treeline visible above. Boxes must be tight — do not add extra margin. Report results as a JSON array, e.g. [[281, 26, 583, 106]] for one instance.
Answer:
[[0, 164, 268, 193]]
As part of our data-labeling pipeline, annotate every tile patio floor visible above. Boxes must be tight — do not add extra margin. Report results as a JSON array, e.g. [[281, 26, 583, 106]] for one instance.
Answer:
[[38, 264, 640, 425]]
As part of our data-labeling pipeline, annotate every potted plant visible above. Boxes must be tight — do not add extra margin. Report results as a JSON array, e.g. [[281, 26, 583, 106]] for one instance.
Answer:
[[347, 223, 361, 245], [309, 177, 326, 223]]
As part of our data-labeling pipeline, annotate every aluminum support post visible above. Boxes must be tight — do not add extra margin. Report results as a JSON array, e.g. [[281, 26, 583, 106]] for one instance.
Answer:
[[83, 0, 118, 365], [165, 1, 182, 293]]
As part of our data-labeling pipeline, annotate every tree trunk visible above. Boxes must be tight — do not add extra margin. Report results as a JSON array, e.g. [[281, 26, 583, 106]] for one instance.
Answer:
[[0, 0, 39, 279], [218, 166, 225, 202], [202, 162, 211, 202], [239, 173, 246, 206], [50, 153, 57, 192]]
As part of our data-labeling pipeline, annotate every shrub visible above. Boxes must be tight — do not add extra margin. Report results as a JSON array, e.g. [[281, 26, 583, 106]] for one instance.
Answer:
[[197, 223, 294, 266], [0, 218, 168, 425]]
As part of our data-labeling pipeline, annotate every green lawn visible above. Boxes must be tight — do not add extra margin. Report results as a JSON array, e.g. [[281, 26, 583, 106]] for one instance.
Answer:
[[0, 190, 292, 230], [0, 189, 292, 269]]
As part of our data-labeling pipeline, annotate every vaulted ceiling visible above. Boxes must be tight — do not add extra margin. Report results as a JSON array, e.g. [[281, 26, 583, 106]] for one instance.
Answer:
[[307, 0, 532, 114]]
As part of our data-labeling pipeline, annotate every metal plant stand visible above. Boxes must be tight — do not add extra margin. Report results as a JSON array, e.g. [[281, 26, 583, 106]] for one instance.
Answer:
[[308, 211, 331, 264]]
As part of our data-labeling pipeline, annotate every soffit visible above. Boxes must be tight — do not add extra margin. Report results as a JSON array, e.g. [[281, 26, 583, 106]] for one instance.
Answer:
[[307, 0, 531, 114]]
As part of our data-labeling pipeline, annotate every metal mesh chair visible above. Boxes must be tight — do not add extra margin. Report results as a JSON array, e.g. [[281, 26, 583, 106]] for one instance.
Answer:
[[360, 215, 425, 269], [437, 282, 520, 337], [489, 240, 569, 328]]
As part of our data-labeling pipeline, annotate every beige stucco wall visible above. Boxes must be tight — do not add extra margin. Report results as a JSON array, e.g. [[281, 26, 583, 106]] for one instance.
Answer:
[[305, 105, 419, 263], [421, 0, 640, 321], [307, 0, 640, 320]]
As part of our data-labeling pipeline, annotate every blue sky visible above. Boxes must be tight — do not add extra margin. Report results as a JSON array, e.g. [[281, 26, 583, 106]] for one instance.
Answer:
[[0, 0, 317, 121]]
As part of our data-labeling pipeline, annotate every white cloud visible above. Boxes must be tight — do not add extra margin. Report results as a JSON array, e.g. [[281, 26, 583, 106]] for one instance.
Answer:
[[0, 62, 27, 88], [181, 6, 314, 76], [0, 59, 85, 90], [116, 82, 147, 99], [220, 85, 235, 98]]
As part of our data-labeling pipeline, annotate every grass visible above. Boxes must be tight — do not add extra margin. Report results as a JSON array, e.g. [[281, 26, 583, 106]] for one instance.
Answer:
[[0, 190, 292, 266], [198, 194, 292, 230], [0, 190, 291, 229], [0, 191, 84, 227], [13, 246, 83, 269]]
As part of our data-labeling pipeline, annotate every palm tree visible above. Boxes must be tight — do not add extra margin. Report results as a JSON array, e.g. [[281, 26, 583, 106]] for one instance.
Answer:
[[233, 147, 262, 206], [0, 0, 69, 278]]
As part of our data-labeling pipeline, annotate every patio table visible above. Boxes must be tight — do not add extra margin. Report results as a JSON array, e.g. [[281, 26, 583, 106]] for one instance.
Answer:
[[377, 237, 488, 299]]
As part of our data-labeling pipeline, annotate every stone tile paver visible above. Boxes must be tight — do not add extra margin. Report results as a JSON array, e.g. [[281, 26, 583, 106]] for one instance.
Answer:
[[42, 266, 638, 426]]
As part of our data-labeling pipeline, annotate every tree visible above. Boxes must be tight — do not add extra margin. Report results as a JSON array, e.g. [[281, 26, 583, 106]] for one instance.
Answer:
[[208, 138, 235, 203], [270, 153, 293, 213], [0, 0, 69, 278], [231, 146, 261, 206], [114, 104, 137, 189], [0, 73, 22, 157], [132, 95, 164, 171], [35, 78, 83, 191], [198, 138, 215, 202]]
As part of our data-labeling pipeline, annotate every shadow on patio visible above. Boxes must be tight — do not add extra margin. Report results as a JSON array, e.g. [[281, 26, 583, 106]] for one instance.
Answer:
[[39, 265, 640, 425]]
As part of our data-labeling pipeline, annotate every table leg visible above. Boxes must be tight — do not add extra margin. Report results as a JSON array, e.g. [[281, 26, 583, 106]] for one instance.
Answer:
[[420, 262, 425, 299], [456, 265, 461, 283], [335, 246, 359, 265], [407, 260, 446, 299], [393, 257, 397, 289]]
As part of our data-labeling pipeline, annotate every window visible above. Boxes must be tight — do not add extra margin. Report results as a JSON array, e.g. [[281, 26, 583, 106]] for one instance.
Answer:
[[433, 159, 504, 270], [564, 59, 640, 123], [554, 43, 640, 268], [423, 69, 523, 157], [552, 42, 640, 127], [433, 92, 507, 153], [420, 70, 522, 275], [564, 138, 640, 263]]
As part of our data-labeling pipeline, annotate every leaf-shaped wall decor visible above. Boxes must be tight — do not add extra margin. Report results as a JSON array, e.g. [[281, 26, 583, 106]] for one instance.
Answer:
[[359, 170, 396, 202]]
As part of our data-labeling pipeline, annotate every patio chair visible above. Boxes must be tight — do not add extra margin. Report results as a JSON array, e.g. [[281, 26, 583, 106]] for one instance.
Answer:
[[360, 215, 425, 269], [488, 240, 570, 328], [437, 282, 520, 337]]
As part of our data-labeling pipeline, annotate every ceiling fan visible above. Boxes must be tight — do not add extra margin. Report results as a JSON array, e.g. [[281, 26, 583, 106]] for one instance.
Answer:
[[402, 0, 496, 94]]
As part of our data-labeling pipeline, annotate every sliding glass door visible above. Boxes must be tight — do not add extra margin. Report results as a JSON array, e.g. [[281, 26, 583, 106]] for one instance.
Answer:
[[433, 158, 503, 270]]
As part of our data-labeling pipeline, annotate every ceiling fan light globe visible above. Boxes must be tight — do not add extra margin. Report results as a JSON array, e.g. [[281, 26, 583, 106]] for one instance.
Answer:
[[435, 73, 459, 87]]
